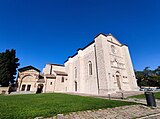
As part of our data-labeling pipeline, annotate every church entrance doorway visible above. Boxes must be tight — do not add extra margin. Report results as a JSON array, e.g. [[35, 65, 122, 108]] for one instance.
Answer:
[[116, 75, 122, 90], [75, 81, 77, 92], [36, 84, 44, 93]]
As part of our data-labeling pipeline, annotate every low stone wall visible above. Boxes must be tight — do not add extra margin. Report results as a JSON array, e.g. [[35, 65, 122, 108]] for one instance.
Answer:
[[0, 87, 9, 95]]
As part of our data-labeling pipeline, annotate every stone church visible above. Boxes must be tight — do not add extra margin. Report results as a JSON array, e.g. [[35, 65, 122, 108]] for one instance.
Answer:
[[17, 33, 138, 95]]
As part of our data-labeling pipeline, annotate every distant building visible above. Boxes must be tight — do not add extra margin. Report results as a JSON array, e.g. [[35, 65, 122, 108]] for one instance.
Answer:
[[17, 33, 138, 95]]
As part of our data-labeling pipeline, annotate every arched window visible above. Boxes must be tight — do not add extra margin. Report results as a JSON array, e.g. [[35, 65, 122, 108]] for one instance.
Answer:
[[75, 67, 77, 78], [88, 61, 92, 75]]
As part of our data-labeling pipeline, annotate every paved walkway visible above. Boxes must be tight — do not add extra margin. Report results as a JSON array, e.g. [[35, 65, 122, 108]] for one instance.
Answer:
[[65, 91, 145, 99], [44, 105, 160, 119]]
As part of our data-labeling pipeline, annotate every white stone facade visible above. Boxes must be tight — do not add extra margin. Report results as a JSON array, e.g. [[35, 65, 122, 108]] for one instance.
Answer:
[[17, 33, 138, 95]]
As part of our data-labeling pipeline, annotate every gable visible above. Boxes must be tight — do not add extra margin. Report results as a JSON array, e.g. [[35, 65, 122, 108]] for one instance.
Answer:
[[18, 66, 40, 73], [107, 34, 122, 46], [95, 33, 122, 46]]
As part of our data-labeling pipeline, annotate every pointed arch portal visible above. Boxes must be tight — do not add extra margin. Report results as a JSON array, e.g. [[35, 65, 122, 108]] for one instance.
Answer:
[[116, 71, 122, 90]]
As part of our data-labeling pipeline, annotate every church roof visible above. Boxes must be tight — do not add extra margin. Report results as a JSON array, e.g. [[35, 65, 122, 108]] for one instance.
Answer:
[[64, 33, 127, 63], [18, 66, 40, 72]]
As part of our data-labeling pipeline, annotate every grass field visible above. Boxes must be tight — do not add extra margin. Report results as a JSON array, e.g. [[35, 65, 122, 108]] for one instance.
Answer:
[[129, 92, 160, 99], [0, 93, 137, 119]]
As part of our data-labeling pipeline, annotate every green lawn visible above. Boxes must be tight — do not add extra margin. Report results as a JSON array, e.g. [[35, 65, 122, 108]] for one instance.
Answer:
[[129, 92, 160, 99], [0, 93, 137, 119]]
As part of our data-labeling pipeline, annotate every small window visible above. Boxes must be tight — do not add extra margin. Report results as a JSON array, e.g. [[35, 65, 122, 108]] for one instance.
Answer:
[[88, 61, 92, 75], [75, 67, 77, 78], [50, 82, 52, 85], [21, 85, 26, 91], [61, 77, 64, 82], [27, 85, 31, 91], [123, 76, 127, 78]]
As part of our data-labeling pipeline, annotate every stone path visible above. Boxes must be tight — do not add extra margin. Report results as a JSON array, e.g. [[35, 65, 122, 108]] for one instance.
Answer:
[[42, 105, 160, 119]]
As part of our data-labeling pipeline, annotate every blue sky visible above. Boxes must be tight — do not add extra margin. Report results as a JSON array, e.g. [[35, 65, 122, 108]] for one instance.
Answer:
[[0, 0, 159, 71]]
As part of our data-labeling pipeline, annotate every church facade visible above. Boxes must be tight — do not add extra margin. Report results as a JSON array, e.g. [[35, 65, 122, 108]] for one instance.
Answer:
[[17, 33, 138, 95]]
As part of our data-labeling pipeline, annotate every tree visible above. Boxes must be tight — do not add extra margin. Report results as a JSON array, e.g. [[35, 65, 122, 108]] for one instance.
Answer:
[[135, 71, 145, 87], [135, 66, 160, 87], [143, 66, 153, 77], [155, 66, 160, 76], [0, 49, 19, 87]]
